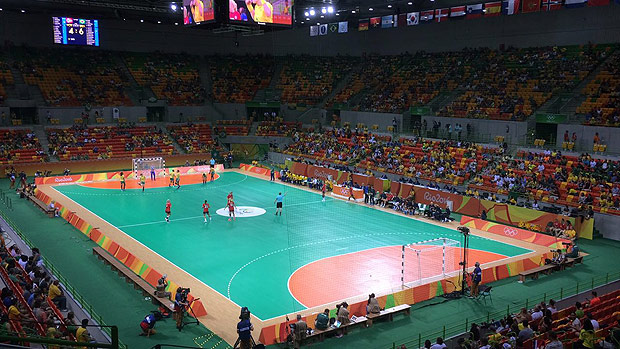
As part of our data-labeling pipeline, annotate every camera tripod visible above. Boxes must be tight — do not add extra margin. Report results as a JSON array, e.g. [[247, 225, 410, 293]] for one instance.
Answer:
[[233, 334, 256, 349], [179, 299, 200, 330]]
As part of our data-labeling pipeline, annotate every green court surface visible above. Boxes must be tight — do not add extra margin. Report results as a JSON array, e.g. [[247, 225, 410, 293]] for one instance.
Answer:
[[53, 171, 529, 320]]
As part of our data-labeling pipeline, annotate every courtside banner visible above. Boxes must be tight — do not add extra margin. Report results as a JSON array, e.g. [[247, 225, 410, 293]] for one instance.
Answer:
[[414, 187, 480, 216], [291, 162, 308, 176], [460, 216, 571, 248], [479, 200, 575, 231], [331, 184, 364, 201], [352, 173, 372, 186]]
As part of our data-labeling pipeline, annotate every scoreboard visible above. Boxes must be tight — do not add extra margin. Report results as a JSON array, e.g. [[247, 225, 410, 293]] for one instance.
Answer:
[[53, 17, 100, 46]]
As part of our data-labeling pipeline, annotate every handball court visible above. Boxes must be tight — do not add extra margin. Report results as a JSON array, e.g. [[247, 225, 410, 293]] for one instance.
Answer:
[[36, 169, 550, 344]]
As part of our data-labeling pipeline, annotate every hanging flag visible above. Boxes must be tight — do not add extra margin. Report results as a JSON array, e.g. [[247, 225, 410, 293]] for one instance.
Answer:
[[587, 0, 609, 5], [370, 17, 381, 29], [502, 0, 521, 14], [484, 1, 502, 15], [542, 0, 562, 10], [407, 12, 420, 25], [393, 14, 400, 27], [329, 22, 338, 33], [397, 13, 407, 27], [420, 10, 434, 22], [381, 15, 394, 28], [521, 0, 541, 12], [435, 8, 449, 22], [466, 4, 484, 18], [451, 5, 467, 17], [358, 19, 369, 31], [565, 0, 587, 7], [319, 24, 328, 35], [310, 26, 318, 36], [338, 21, 348, 33]]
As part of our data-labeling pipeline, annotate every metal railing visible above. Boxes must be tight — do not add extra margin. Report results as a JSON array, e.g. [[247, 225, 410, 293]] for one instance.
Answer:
[[0, 208, 127, 349], [387, 270, 620, 349]]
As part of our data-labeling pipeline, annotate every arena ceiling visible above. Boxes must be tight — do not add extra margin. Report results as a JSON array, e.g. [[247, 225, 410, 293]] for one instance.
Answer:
[[5, 0, 490, 26]]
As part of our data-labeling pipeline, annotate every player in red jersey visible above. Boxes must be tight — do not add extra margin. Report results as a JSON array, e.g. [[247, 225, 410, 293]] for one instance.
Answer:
[[202, 200, 211, 222], [227, 191, 234, 203], [165, 199, 171, 223], [227, 200, 235, 221], [322, 182, 326, 202]]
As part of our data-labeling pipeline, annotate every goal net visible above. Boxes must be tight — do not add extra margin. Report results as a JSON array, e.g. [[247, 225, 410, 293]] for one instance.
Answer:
[[132, 157, 165, 176], [401, 238, 460, 287]]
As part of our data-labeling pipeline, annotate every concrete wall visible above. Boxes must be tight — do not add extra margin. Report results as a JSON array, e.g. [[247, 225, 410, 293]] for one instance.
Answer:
[[213, 103, 247, 119], [557, 124, 620, 153], [593, 212, 620, 241], [422, 116, 528, 144], [38, 106, 147, 124], [341, 110, 401, 131], [0, 6, 619, 56]]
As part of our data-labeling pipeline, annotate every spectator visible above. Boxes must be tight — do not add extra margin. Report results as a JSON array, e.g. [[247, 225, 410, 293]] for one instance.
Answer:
[[430, 337, 447, 349], [588, 291, 601, 307], [577, 319, 595, 349], [546, 331, 563, 349], [517, 320, 533, 342], [76, 319, 92, 346], [367, 293, 381, 314], [48, 280, 67, 311]]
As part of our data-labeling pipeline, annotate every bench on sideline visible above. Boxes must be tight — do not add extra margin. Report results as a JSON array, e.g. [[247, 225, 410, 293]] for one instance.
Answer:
[[92, 246, 174, 313], [26, 192, 54, 217], [367, 304, 411, 326], [518, 255, 583, 283]]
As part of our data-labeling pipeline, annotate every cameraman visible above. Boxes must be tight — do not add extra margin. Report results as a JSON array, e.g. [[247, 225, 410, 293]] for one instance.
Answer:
[[237, 309, 253, 349], [174, 287, 189, 331]]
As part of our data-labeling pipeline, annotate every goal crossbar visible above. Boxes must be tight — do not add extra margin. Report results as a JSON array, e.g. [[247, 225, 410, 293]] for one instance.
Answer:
[[401, 237, 460, 287]]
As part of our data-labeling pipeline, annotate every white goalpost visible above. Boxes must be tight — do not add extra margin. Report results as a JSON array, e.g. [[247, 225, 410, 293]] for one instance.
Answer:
[[401, 237, 460, 287], [132, 157, 166, 177]]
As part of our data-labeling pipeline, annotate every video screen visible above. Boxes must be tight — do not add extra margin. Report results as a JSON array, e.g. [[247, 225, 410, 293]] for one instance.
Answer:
[[52, 17, 99, 46], [183, 0, 215, 25], [229, 0, 293, 26]]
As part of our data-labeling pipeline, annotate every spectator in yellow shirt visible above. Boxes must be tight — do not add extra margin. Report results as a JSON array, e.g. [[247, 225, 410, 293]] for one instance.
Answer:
[[7, 299, 23, 322], [76, 319, 92, 348], [48, 280, 67, 311]]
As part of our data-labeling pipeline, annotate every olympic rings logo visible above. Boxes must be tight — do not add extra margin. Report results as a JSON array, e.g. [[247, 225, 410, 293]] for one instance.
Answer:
[[503, 227, 518, 237]]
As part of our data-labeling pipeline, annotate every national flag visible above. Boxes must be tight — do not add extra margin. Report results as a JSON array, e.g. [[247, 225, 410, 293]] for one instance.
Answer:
[[397, 13, 407, 27], [420, 10, 434, 22], [393, 15, 400, 27], [542, 0, 562, 10], [407, 12, 420, 25], [329, 23, 338, 33], [587, 0, 609, 5], [521, 0, 541, 12], [370, 17, 381, 29], [450, 5, 467, 17], [565, 0, 587, 7], [358, 19, 369, 31], [338, 21, 348, 33], [310, 25, 318, 36], [502, 0, 520, 14], [381, 15, 393, 28], [434, 8, 449, 22], [466, 4, 484, 18], [484, 1, 502, 15], [319, 24, 328, 35]]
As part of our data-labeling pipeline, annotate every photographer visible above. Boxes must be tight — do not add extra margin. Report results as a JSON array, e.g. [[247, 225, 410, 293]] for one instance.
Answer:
[[236, 307, 253, 349], [174, 287, 189, 331], [155, 274, 171, 299]]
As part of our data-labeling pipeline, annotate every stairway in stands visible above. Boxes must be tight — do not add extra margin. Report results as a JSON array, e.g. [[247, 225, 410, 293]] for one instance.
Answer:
[[112, 54, 153, 105], [33, 124, 54, 161], [160, 123, 186, 154]]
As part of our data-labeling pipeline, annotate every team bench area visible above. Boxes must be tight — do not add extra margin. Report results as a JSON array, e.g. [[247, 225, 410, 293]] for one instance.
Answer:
[[92, 246, 175, 313], [518, 255, 584, 283]]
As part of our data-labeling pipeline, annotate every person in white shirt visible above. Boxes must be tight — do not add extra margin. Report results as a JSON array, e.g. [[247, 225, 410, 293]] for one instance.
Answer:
[[586, 312, 600, 330], [430, 337, 447, 349], [531, 306, 543, 321]]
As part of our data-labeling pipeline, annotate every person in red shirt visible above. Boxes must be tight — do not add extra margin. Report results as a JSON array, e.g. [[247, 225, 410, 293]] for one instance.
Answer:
[[589, 291, 601, 307], [227, 192, 234, 203], [202, 200, 211, 222], [165, 200, 171, 223], [227, 200, 236, 221]]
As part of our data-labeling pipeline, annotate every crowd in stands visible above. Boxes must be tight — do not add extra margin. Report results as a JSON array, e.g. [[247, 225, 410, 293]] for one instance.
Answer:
[[256, 120, 301, 137], [47, 124, 174, 161], [0, 236, 93, 346], [276, 55, 358, 106], [439, 45, 609, 121], [209, 55, 274, 103], [579, 51, 620, 127], [124, 52, 205, 105], [167, 123, 216, 154], [14, 47, 131, 107], [214, 119, 251, 136], [0, 129, 47, 164], [0, 56, 14, 105]]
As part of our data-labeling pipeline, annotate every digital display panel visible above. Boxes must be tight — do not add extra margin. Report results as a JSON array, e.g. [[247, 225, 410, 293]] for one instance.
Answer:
[[183, 0, 216, 25], [229, 0, 293, 26], [53, 17, 100, 46]]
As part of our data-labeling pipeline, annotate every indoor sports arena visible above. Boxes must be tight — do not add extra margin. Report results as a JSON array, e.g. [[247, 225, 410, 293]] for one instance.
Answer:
[[0, 0, 619, 348]]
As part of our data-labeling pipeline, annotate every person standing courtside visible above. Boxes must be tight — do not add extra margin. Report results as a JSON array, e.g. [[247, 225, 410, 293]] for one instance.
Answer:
[[274, 192, 285, 216], [471, 262, 482, 298]]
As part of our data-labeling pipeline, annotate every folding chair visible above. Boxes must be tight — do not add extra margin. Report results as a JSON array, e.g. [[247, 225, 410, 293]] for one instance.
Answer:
[[478, 285, 493, 304]]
